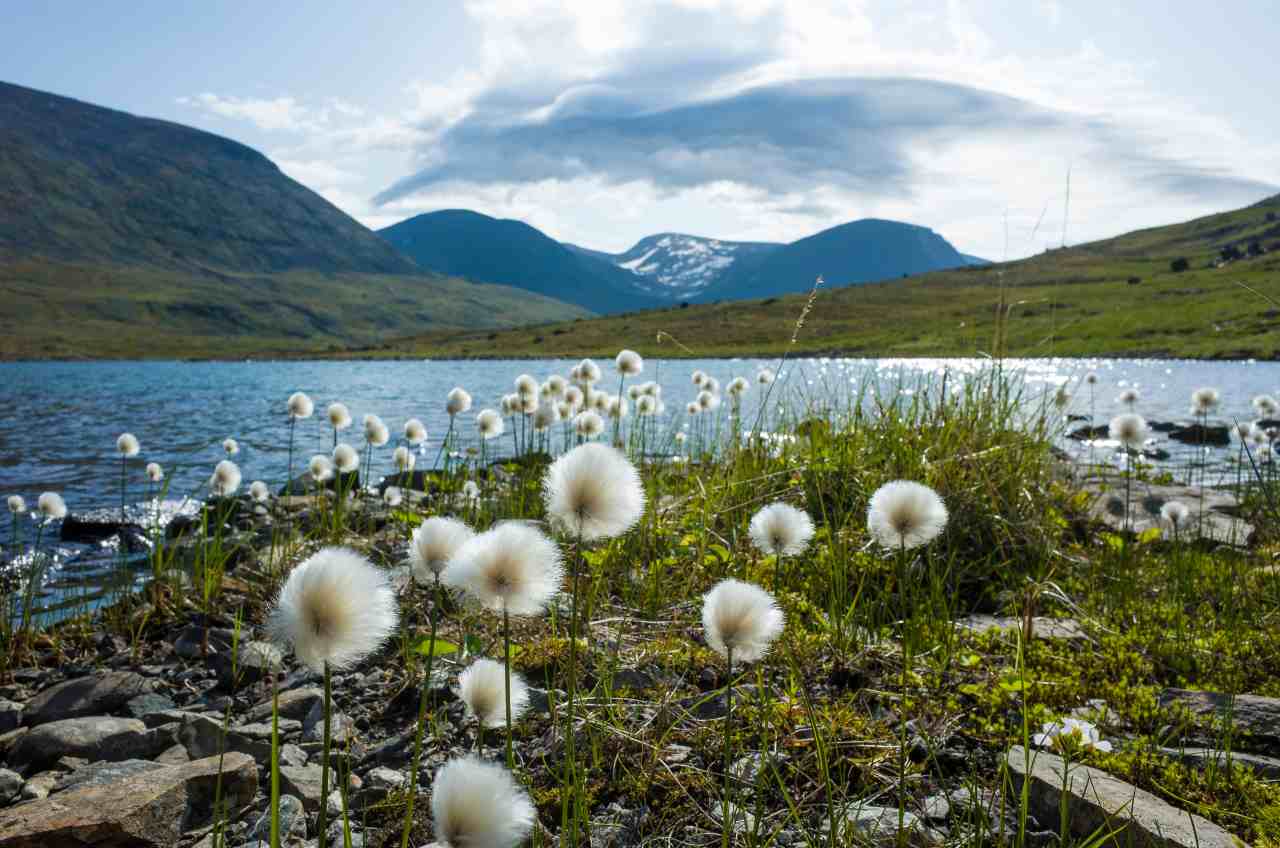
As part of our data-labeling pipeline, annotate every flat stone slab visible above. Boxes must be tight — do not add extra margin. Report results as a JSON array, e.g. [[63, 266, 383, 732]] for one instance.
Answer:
[[23, 671, 153, 726], [1159, 747, 1280, 779], [1159, 689, 1280, 754], [1006, 746, 1246, 848], [0, 752, 256, 848], [955, 615, 1088, 643], [1079, 475, 1253, 545], [9, 717, 149, 771]]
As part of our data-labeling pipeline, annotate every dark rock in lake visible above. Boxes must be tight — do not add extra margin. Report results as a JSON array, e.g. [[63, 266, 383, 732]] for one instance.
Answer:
[[1168, 423, 1231, 446], [277, 469, 359, 497], [1067, 425, 1108, 441], [59, 513, 148, 549], [376, 469, 444, 494], [1148, 420, 1179, 433]]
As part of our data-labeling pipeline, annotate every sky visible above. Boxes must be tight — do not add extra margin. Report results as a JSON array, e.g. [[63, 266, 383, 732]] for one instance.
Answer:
[[4, 1, 1278, 260]]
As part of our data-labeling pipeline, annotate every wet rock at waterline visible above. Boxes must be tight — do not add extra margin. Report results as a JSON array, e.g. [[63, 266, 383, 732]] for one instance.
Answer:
[[0, 752, 256, 848], [58, 513, 148, 550], [1080, 474, 1254, 545], [277, 469, 359, 497], [1167, 423, 1231, 446], [1006, 746, 1245, 848]]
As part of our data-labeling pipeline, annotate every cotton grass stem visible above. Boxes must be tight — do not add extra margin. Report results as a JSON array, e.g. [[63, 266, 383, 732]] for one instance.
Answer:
[[402, 574, 442, 848], [503, 605, 514, 770], [318, 662, 333, 844]]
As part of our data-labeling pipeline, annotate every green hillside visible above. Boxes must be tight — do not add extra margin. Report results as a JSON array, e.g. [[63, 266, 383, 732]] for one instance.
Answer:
[[361, 194, 1280, 361]]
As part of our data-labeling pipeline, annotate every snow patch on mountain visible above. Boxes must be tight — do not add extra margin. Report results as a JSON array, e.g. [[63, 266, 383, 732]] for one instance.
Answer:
[[600, 234, 782, 299]]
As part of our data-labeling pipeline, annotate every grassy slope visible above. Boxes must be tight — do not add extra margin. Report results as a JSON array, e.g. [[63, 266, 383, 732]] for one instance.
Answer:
[[369, 195, 1280, 360], [0, 262, 590, 359]]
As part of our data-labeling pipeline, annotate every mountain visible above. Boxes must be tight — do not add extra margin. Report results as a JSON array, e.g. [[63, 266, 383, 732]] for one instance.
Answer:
[[0, 81, 587, 357], [564, 234, 782, 300], [375, 192, 1280, 360], [378, 210, 664, 314], [696, 219, 969, 301]]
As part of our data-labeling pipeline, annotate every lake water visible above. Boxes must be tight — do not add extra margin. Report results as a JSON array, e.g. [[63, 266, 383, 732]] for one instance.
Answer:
[[1, 357, 1277, 621]]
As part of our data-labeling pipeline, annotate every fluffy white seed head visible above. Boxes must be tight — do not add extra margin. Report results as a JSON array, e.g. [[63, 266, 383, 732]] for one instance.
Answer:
[[697, 390, 720, 412], [309, 455, 334, 482], [7, 495, 26, 514], [1116, 388, 1139, 406], [643, 381, 661, 398], [1109, 413, 1149, 451], [1236, 422, 1258, 441], [545, 375, 567, 397], [430, 756, 535, 848], [477, 409, 504, 440], [443, 522, 564, 616], [1191, 387, 1221, 416], [223, 437, 239, 456], [514, 374, 539, 399], [461, 480, 481, 503], [517, 393, 538, 415], [409, 517, 476, 582], [564, 386, 584, 410], [590, 391, 609, 413], [749, 502, 815, 557], [573, 410, 605, 439], [703, 377, 721, 395], [268, 547, 398, 673], [458, 659, 529, 729], [393, 446, 416, 472], [500, 394, 517, 416], [37, 492, 66, 520], [288, 391, 314, 419], [1252, 395, 1278, 418], [674, 431, 687, 444], [447, 387, 473, 416], [364, 414, 390, 447], [404, 418, 427, 445], [757, 369, 775, 385], [636, 395, 657, 416], [615, 349, 643, 376], [1259, 444, 1274, 463], [727, 377, 749, 398], [532, 402, 559, 432], [692, 370, 707, 387], [556, 401, 573, 420], [686, 401, 701, 415], [116, 432, 140, 457], [576, 358, 602, 384], [543, 443, 645, 541], [327, 402, 352, 430], [701, 578, 784, 664], [333, 443, 360, 473], [1161, 500, 1190, 531], [607, 395, 628, 420], [209, 460, 242, 497], [146, 462, 163, 482], [249, 480, 270, 502], [867, 480, 948, 550], [384, 487, 403, 507]]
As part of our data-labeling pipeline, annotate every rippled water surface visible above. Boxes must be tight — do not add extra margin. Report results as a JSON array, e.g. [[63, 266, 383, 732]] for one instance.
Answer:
[[1, 357, 1277, 620]]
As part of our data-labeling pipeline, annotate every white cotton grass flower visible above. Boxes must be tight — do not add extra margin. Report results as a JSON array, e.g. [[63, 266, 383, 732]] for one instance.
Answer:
[[443, 522, 564, 616], [116, 432, 140, 457], [146, 462, 163, 483], [410, 517, 476, 583], [500, 394, 517, 416], [1116, 388, 1140, 407], [1259, 444, 1275, 463], [532, 402, 559, 432], [37, 492, 66, 520], [697, 390, 721, 412], [514, 374, 539, 399], [1160, 500, 1191, 534], [288, 391, 314, 419], [461, 480, 481, 504], [404, 418, 428, 445], [674, 431, 687, 445], [268, 546, 398, 673], [1108, 413, 1149, 451], [249, 480, 270, 502], [222, 437, 239, 456], [393, 446, 416, 472], [727, 377, 749, 398], [1191, 387, 1220, 416], [556, 401, 574, 421], [758, 368, 775, 385], [574, 410, 605, 439], [327, 402, 352, 430], [703, 377, 721, 395], [7, 495, 26, 515], [364, 414, 390, 447], [1236, 422, 1258, 442], [1252, 394, 1278, 418], [576, 358, 602, 384], [692, 370, 707, 387], [458, 658, 529, 729], [627, 385, 643, 401], [615, 349, 643, 376], [209, 460, 242, 497], [543, 442, 645, 542], [749, 502, 815, 558], [447, 387, 473, 416], [333, 443, 360, 474], [867, 480, 948, 551], [517, 393, 538, 415], [686, 401, 701, 415], [545, 375, 567, 398], [564, 385, 584, 410], [1032, 718, 1112, 753], [384, 487, 403, 507], [430, 756, 535, 848], [477, 409, 504, 440], [642, 381, 661, 398], [607, 395, 628, 420], [636, 395, 657, 416], [701, 578, 784, 664], [309, 454, 334, 483], [591, 391, 610, 413]]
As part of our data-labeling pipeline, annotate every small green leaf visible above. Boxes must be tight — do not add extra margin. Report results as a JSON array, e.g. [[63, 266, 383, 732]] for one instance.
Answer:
[[464, 634, 485, 658], [412, 637, 459, 657]]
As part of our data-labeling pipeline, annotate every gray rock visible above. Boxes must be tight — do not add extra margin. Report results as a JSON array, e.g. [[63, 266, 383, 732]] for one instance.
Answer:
[[1006, 745, 1245, 848], [954, 615, 1088, 643], [1160, 689, 1280, 754], [173, 625, 238, 660], [249, 793, 306, 845], [156, 744, 190, 765], [280, 743, 308, 768], [52, 758, 166, 793], [0, 701, 22, 734], [920, 794, 951, 823], [23, 671, 153, 726], [137, 707, 200, 729], [214, 640, 282, 688], [840, 804, 929, 846], [1160, 745, 1280, 778], [18, 771, 57, 802], [1080, 475, 1253, 545], [303, 701, 355, 744], [180, 713, 284, 761], [125, 692, 177, 720], [245, 686, 323, 723], [279, 764, 325, 811], [0, 752, 257, 848], [0, 769, 21, 805], [9, 716, 149, 770]]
